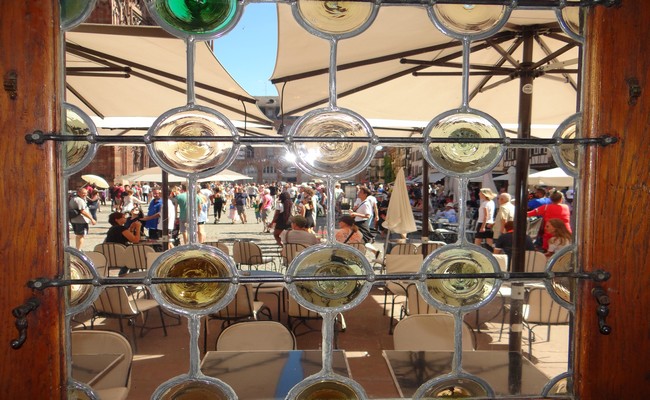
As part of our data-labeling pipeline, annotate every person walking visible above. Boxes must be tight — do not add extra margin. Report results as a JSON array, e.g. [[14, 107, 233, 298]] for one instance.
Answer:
[[349, 186, 373, 243], [234, 186, 248, 224], [140, 189, 163, 240], [260, 188, 274, 233], [69, 187, 96, 250]]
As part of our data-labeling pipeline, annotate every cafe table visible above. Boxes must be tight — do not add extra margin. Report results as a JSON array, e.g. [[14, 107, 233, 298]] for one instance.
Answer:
[[71, 353, 125, 386], [201, 350, 350, 399], [383, 350, 549, 398]]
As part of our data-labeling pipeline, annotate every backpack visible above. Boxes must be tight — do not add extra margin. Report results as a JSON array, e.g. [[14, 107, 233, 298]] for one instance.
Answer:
[[68, 208, 80, 219]]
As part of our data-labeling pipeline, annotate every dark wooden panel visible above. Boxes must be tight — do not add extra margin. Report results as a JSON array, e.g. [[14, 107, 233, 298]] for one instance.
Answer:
[[577, 2, 650, 397], [0, 1, 64, 398]]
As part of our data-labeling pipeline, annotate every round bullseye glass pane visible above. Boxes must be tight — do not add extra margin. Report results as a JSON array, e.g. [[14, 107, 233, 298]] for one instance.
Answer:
[[146, 0, 242, 39], [557, 5, 584, 40], [415, 377, 489, 399], [287, 245, 372, 313], [149, 246, 236, 315], [549, 247, 575, 305], [63, 103, 98, 176], [146, 105, 239, 177], [289, 108, 375, 179], [155, 378, 233, 400], [423, 110, 504, 177], [60, 0, 97, 31], [294, 379, 360, 400], [294, 0, 377, 39], [429, 4, 510, 40], [552, 113, 581, 176], [418, 245, 500, 311], [67, 253, 94, 309]]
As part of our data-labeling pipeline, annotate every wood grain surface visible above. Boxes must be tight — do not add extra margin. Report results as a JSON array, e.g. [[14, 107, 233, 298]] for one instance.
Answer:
[[0, 1, 64, 398]]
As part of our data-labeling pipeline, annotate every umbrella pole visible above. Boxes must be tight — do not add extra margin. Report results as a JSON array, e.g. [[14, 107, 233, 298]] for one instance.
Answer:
[[509, 29, 535, 395], [162, 171, 169, 250], [421, 162, 430, 254]]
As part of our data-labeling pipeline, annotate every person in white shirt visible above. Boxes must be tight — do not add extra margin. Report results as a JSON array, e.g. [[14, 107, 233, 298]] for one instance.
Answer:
[[350, 186, 373, 243], [475, 187, 497, 246], [492, 193, 515, 239]]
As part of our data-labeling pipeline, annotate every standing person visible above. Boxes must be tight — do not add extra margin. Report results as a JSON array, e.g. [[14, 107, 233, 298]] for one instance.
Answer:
[[86, 188, 101, 221], [197, 187, 209, 243], [141, 182, 151, 202], [175, 184, 191, 244], [527, 187, 551, 210], [474, 187, 497, 247], [246, 183, 259, 208], [120, 188, 144, 214], [493, 220, 535, 268], [492, 193, 515, 240], [234, 186, 248, 224], [69, 187, 96, 250], [260, 188, 274, 233], [212, 186, 225, 223], [140, 189, 163, 239], [527, 190, 572, 251], [349, 186, 373, 243], [270, 192, 293, 246]]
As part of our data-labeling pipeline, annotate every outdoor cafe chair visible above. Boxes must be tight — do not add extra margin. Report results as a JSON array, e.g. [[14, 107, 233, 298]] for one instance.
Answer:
[[280, 243, 308, 268], [91, 286, 168, 352], [71, 330, 133, 400], [203, 284, 272, 353], [232, 240, 277, 271], [85, 251, 107, 277], [203, 241, 230, 256], [94, 243, 128, 276], [286, 295, 345, 349], [383, 254, 424, 334], [523, 287, 570, 359], [215, 321, 296, 351], [393, 314, 475, 351], [124, 244, 155, 272], [416, 241, 446, 256]]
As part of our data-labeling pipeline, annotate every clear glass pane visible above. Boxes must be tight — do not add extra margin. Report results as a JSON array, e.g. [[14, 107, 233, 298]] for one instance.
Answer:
[[63, 104, 97, 174], [420, 246, 498, 310], [152, 248, 234, 313], [561, 6, 583, 37], [294, 380, 360, 399], [67, 253, 93, 308], [288, 246, 371, 311], [553, 114, 581, 175], [148, 106, 237, 175], [290, 109, 375, 179], [424, 111, 503, 177], [431, 4, 508, 38], [296, 0, 375, 36], [157, 379, 231, 399]]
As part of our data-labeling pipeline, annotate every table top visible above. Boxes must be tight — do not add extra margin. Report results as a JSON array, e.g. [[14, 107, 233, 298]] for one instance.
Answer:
[[383, 350, 549, 398], [71, 353, 124, 386], [201, 350, 349, 399]]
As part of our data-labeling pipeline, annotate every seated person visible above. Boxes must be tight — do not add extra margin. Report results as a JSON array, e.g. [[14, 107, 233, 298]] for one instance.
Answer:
[[492, 220, 535, 259], [280, 215, 320, 246], [435, 202, 458, 223], [545, 218, 572, 257], [335, 215, 364, 244], [105, 211, 141, 246]]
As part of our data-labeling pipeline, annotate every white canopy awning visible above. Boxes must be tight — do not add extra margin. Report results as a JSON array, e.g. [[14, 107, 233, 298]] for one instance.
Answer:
[[66, 24, 273, 135], [272, 5, 579, 138]]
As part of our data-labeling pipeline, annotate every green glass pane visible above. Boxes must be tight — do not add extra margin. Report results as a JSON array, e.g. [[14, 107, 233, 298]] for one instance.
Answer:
[[153, 0, 238, 35], [60, 0, 95, 29]]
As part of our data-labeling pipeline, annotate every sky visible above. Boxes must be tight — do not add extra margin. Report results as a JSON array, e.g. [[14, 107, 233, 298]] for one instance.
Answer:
[[214, 3, 278, 97]]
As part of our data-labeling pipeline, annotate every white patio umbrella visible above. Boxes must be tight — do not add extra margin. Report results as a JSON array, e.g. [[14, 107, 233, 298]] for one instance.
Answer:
[[121, 166, 252, 184], [382, 168, 417, 235], [528, 167, 574, 187], [81, 174, 109, 188]]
